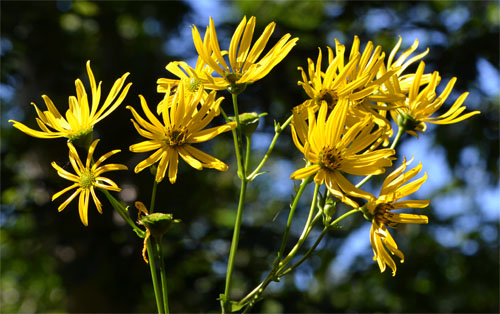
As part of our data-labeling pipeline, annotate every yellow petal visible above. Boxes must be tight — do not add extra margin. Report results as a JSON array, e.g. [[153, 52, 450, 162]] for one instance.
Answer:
[[168, 150, 179, 184], [189, 123, 235, 143], [52, 183, 79, 201], [78, 189, 90, 226], [177, 146, 203, 170], [183, 145, 228, 171], [290, 164, 321, 180], [389, 213, 428, 224], [57, 188, 81, 212], [90, 187, 103, 214], [134, 148, 165, 174]]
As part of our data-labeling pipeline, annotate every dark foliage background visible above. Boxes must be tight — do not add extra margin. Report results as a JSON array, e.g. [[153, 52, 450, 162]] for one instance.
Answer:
[[1, 1, 498, 313]]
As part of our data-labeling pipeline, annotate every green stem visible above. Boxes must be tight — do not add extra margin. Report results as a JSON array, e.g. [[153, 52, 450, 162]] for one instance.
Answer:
[[237, 176, 315, 311], [247, 114, 293, 181], [277, 175, 313, 261], [278, 227, 327, 277], [100, 189, 145, 237], [222, 93, 250, 313], [147, 239, 164, 314], [355, 126, 405, 189], [300, 184, 321, 241], [220, 107, 244, 181], [150, 179, 158, 213], [239, 207, 361, 311], [231, 94, 245, 173], [389, 126, 404, 150], [278, 210, 322, 269], [156, 238, 170, 314], [245, 135, 251, 173], [330, 208, 361, 226], [279, 208, 360, 277]]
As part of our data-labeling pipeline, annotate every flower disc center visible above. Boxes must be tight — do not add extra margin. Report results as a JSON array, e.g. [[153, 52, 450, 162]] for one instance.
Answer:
[[187, 77, 202, 92], [319, 89, 338, 111], [79, 170, 95, 189], [374, 203, 396, 226], [321, 147, 342, 171], [165, 128, 187, 147]]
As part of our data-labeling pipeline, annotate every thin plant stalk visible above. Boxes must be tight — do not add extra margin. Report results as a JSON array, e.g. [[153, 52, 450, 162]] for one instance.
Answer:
[[278, 208, 360, 276], [222, 93, 250, 313], [100, 189, 144, 237], [147, 239, 164, 314], [238, 177, 317, 308], [247, 114, 293, 181], [240, 207, 360, 313], [277, 175, 313, 261], [150, 179, 158, 213], [157, 238, 170, 314]]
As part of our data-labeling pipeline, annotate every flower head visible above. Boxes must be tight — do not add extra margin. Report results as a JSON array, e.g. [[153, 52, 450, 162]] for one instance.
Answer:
[[128, 83, 236, 183], [290, 100, 395, 207], [10, 61, 131, 143], [157, 26, 220, 94], [366, 157, 429, 276], [51, 139, 128, 226], [297, 36, 403, 114], [191, 16, 298, 92], [392, 61, 480, 136]]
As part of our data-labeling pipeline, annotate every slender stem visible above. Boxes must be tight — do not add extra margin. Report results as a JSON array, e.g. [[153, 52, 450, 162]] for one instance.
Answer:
[[156, 238, 170, 314], [100, 189, 145, 237], [150, 179, 158, 213], [355, 126, 405, 189], [222, 93, 250, 313], [278, 227, 328, 277], [245, 135, 251, 173], [220, 108, 244, 180], [279, 208, 361, 277], [330, 208, 361, 226], [237, 176, 314, 311], [231, 94, 245, 174], [239, 207, 361, 311], [390, 126, 404, 150], [278, 210, 322, 269], [224, 179, 247, 310], [277, 183, 321, 270], [247, 114, 293, 181], [301, 184, 321, 240], [277, 175, 313, 261], [147, 239, 164, 314]]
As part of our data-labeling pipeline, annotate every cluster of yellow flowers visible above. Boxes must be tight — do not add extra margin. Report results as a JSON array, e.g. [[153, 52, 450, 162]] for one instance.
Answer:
[[287, 34, 479, 274], [9, 16, 479, 277]]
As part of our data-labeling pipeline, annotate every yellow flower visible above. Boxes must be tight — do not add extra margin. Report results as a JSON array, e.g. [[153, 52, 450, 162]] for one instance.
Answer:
[[290, 100, 395, 208], [128, 84, 236, 183], [392, 61, 480, 136], [191, 16, 298, 92], [9, 61, 132, 142], [366, 157, 429, 276], [157, 26, 220, 94], [297, 36, 402, 114], [51, 139, 128, 226], [295, 37, 405, 148]]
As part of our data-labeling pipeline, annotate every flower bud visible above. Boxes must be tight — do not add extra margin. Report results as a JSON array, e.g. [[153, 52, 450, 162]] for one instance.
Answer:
[[238, 112, 265, 137], [139, 213, 181, 239]]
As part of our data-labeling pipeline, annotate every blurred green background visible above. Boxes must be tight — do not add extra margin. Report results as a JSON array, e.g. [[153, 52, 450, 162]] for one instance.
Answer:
[[1, 0, 499, 313]]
